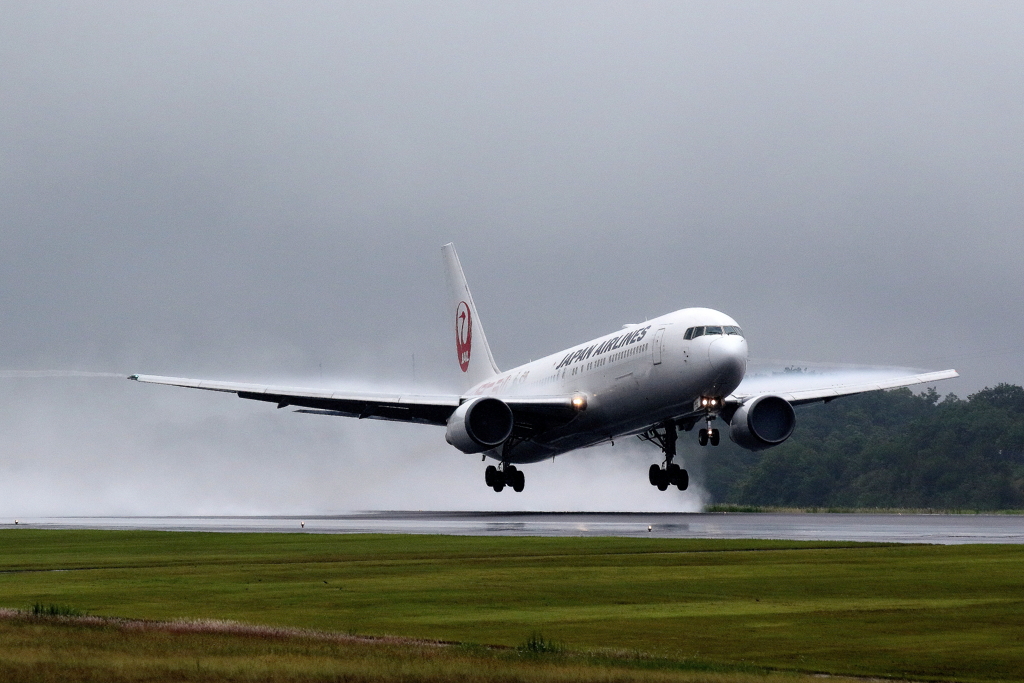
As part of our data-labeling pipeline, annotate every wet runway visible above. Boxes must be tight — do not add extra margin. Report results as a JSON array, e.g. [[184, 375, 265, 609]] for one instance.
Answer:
[[9, 511, 1024, 544]]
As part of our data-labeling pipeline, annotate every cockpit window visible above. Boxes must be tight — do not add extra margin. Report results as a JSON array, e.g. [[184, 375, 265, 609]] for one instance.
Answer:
[[685, 325, 743, 339]]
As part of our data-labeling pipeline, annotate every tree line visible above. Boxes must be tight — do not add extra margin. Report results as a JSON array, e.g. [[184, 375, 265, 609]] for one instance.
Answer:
[[690, 383, 1024, 510]]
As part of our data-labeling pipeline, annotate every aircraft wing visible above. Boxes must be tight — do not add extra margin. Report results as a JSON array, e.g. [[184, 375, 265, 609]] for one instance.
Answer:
[[130, 374, 460, 425], [128, 375, 582, 431], [727, 369, 959, 407]]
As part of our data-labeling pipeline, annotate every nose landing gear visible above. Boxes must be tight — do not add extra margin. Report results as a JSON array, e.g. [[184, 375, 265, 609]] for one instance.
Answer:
[[698, 425, 720, 446], [640, 420, 689, 491], [695, 398, 721, 446], [484, 463, 525, 492]]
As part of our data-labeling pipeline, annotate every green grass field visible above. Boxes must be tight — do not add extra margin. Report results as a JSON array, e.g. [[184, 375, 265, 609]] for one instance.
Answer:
[[0, 614, 865, 683], [1, 530, 1022, 682]]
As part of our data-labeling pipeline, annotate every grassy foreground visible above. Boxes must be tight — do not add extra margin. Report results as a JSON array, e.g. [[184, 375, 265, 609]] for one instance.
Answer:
[[1, 530, 1023, 682], [0, 612, 859, 683]]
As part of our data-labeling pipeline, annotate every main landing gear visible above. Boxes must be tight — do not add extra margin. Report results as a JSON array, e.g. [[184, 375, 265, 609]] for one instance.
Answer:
[[649, 462, 689, 491], [485, 464, 525, 493], [641, 420, 689, 491]]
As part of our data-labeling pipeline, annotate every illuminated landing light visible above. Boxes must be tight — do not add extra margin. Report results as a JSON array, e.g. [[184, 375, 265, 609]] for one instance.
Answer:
[[572, 395, 588, 410], [696, 395, 724, 412]]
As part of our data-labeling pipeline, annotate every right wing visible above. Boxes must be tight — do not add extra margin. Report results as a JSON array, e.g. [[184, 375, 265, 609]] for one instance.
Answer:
[[129, 374, 460, 425], [129, 374, 584, 433]]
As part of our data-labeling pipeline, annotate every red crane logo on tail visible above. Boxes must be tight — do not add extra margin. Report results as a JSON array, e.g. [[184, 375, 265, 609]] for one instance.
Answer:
[[456, 301, 472, 372]]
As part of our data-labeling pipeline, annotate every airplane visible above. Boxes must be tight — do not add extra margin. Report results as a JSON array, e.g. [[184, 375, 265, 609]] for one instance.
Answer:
[[130, 243, 958, 493]]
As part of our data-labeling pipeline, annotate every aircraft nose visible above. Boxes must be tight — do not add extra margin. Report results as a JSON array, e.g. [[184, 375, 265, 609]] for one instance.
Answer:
[[708, 335, 747, 379]]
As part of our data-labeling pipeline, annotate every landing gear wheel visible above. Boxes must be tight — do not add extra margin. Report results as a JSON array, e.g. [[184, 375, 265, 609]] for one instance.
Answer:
[[492, 481, 505, 492], [667, 463, 681, 483], [484, 465, 499, 487], [649, 464, 661, 486], [676, 469, 689, 491], [709, 429, 720, 446], [511, 469, 525, 492], [698, 429, 709, 446]]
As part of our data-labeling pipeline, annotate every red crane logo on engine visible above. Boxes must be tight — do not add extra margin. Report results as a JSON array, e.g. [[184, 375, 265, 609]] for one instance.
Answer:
[[455, 301, 472, 372]]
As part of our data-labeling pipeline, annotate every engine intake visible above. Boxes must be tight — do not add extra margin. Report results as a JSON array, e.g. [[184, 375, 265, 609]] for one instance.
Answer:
[[729, 395, 796, 451], [445, 397, 514, 453]]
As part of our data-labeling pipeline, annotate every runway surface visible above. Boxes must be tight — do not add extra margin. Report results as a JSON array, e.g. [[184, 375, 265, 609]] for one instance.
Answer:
[[8, 511, 1024, 544]]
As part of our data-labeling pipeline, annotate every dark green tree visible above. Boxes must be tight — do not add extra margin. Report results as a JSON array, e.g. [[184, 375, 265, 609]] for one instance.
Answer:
[[692, 384, 1024, 510]]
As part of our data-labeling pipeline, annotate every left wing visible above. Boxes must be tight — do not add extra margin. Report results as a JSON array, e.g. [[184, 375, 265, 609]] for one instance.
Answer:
[[727, 369, 959, 407], [128, 374, 582, 432]]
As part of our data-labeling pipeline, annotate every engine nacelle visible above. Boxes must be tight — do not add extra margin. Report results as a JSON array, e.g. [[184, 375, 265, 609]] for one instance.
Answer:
[[445, 397, 514, 454], [729, 395, 796, 451]]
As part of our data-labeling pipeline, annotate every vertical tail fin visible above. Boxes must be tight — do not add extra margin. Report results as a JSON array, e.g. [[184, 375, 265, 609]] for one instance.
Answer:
[[442, 243, 500, 389]]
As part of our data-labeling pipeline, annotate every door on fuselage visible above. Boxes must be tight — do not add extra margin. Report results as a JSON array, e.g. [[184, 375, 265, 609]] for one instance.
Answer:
[[652, 327, 665, 365]]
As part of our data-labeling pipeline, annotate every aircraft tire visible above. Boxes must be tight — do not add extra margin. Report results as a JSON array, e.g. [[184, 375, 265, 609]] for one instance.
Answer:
[[698, 429, 709, 446], [667, 463, 681, 484], [676, 469, 689, 491], [485, 465, 498, 487], [512, 470, 525, 492], [656, 477, 669, 492], [709, 429, 720, 446], [648, 464, 661, 486], [492, 482, 504, 492], [504, 465, 518, 485]]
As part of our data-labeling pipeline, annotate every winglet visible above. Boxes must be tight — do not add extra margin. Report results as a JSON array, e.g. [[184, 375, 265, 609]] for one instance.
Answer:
[[442, 243, 500, 390]]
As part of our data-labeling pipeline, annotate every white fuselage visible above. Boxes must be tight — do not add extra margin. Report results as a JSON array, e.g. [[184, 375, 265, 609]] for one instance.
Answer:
[[469, 307, 748, 463]]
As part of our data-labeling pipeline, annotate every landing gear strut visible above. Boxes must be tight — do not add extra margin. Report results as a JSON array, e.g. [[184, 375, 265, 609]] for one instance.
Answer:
[[640, 420, 689, 491], [484, 463, 525, 492], [696, 398, 721, 447]]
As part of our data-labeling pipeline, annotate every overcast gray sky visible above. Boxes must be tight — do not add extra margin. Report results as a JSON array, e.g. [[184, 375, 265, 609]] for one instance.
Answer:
[[1, 1, 1022, 514]]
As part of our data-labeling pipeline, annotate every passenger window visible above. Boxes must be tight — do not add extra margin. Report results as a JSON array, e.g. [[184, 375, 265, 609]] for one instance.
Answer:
[[683, 327, 693, 340], [705, 325, 723, 335]]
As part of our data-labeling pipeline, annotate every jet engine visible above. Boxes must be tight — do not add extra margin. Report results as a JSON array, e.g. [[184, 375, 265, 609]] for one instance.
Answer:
[[729, 395, 796, 451], [445, 397, 515, 454]]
